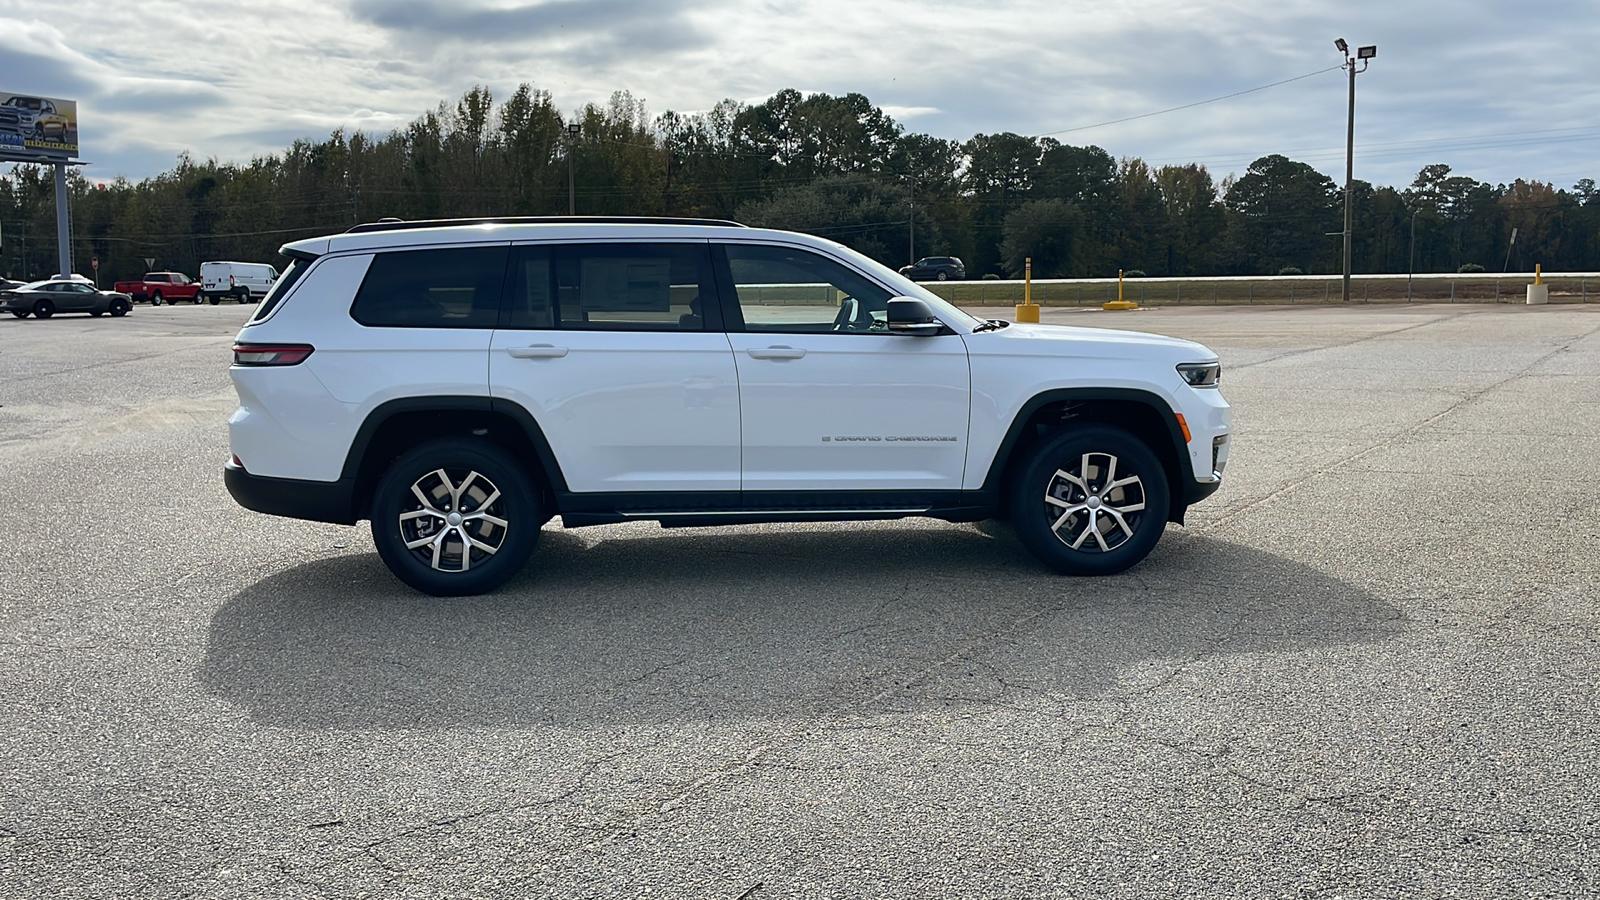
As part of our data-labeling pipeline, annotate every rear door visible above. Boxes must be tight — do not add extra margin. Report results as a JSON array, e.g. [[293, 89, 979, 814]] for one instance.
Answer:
[[489, 241, 741, 495]]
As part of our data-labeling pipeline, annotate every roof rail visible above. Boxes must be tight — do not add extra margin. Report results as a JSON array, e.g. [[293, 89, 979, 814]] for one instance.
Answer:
[[343, 216, 747, 235]]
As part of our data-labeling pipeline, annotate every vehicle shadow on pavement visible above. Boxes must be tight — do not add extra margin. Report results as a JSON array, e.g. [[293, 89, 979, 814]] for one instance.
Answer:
[[198, 525, 1404, 729]]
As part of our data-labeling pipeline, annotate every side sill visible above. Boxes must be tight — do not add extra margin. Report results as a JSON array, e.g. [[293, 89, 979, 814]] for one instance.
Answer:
[[225, 464, 358, 525]]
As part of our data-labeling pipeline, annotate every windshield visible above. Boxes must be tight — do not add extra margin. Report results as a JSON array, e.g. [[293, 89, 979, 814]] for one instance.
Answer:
[[824, 242, 980, 330]]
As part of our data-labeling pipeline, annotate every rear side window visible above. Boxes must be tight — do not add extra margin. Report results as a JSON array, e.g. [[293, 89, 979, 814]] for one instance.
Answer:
[[351, 246, 508, 328], [503, 242, 716, 332]]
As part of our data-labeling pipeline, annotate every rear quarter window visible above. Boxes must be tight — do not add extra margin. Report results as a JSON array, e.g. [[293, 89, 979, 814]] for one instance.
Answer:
[[350, 246, 508, 328]]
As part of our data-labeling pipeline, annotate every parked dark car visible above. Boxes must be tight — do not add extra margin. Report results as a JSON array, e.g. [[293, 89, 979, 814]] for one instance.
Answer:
[[2, 280, 133, 318], [898, 256, 966, 282]]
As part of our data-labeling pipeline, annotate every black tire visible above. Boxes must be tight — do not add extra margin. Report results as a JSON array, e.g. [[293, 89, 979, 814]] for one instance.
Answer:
[[235, 288, 250, 304], [936, 270, 949, 281], [109, 299, 130, 317], [32, 299, 54, 319], [9, 311, 26, 318], [1008, 425, 1170, 576], [370, 437, 541, 596], [150, 291, 162, 306], [209, 295, 219, 305], [91, 310, 104, 317]]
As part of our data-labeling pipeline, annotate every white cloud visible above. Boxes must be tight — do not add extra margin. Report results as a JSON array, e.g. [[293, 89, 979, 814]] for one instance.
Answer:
[[0, 0, 1596, 189]]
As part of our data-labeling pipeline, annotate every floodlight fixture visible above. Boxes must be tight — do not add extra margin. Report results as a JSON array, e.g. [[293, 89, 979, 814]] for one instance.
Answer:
[[1357, 45, 1377, 59], [1334, 37, 1348, 53], [567, 123, 581, 138]]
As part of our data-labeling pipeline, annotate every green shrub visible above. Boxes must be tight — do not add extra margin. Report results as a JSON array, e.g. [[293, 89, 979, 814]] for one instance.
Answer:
[[981, 273, 1001, 280], [1277, 266, 1305, 276], [1121, 269, 1146, 278], [1458, 263, 1486, 273]]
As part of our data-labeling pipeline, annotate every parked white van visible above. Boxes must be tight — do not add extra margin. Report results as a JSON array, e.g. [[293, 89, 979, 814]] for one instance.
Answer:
[[200, 261, 278, 304]]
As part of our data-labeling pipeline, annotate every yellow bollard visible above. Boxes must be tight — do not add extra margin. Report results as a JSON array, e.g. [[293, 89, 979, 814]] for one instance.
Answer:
[[1527, 263, 1549, 305], [1104, 267, 1139, 310], [1016, 256, 1040, 323]]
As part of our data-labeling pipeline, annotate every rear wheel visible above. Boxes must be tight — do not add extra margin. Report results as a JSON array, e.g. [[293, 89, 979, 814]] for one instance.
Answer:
[[32, 299, 54, 319], [109, 299, 130, 317], [234, 288, 250, 304], [150, 291, 163, 305], [936, 270, 949, 281], [9, 311, 26, 318], [1008, 425, 1170, 576], [370, 437, 542, 596]]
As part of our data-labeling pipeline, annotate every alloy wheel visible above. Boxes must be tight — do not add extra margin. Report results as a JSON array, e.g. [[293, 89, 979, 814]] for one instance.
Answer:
[[396, 467, 510, 573], [1042, 451, 1148, 552]]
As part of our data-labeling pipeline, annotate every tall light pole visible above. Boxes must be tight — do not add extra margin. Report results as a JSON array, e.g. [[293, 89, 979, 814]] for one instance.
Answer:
[[1407, 207, 1420, 300], [1335, 38, 1376, 303], [567, 122, 581, 215]]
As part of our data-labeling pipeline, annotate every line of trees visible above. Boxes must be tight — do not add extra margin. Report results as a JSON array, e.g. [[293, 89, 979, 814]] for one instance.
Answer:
[[3, 85, 1598, 284]]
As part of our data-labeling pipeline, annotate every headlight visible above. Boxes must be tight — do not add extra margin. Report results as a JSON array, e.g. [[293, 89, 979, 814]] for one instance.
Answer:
[[1177, 361, 1220, 388]]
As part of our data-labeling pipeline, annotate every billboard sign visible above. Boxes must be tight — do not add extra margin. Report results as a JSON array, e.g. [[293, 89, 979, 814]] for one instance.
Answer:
[[0, 91, 79, 163]]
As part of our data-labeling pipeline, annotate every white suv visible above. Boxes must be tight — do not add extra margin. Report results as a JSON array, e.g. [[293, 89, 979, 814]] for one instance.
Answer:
[[225, 218, 1231, 595]]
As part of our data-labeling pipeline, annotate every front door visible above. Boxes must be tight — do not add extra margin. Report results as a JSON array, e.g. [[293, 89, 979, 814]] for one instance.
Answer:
[[716, 243, 971, 494]]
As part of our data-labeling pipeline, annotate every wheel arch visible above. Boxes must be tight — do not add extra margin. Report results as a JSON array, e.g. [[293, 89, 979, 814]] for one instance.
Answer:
[[342, 396, 569, 521], [982, 388, 1195, 523]]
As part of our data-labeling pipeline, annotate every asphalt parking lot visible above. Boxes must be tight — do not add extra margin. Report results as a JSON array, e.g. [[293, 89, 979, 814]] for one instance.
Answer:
[[2, 301, 1597, 899]]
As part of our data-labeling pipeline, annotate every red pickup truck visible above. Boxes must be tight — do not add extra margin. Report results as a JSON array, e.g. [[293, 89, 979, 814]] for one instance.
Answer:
[[112, 272, 204, 305]]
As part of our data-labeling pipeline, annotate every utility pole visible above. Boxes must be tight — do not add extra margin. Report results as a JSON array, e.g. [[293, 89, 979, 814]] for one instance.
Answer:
[[1335, 39, 1376, 303], [567, 123, 580, 216], [1408, 208, 1420, 300], [908, 176, 915, 265]]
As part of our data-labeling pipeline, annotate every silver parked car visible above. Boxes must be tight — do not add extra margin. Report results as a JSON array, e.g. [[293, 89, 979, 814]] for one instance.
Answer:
[[2, 280, 133, 318]]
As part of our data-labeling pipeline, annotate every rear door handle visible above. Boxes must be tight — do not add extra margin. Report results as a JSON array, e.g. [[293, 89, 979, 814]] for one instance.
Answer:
[[746, 346, 806, 360], [507, 345, 568, 359]]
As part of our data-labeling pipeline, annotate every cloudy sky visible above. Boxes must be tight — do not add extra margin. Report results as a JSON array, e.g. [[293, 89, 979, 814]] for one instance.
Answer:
[[2, 0, 1597, 192]]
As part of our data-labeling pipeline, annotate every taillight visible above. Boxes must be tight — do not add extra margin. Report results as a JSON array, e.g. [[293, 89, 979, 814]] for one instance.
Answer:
[[232, 343, 314, 366]]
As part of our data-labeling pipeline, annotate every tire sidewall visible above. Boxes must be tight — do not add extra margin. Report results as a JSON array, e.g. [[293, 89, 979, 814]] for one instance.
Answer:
[[369, 437, 541, 596], [1009, 425, 1171, 576]]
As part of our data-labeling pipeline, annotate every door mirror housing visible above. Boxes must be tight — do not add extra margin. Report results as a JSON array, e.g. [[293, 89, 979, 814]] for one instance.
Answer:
[[886, 297, 944, 335]]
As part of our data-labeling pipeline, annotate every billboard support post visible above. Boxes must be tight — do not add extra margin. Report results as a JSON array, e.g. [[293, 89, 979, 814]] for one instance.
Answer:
[[55, 162, 70, 278]]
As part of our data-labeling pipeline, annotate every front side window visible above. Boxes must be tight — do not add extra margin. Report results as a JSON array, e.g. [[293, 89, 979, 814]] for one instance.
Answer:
[[350, 246, 507, 329], [721, 244, 893, 334]]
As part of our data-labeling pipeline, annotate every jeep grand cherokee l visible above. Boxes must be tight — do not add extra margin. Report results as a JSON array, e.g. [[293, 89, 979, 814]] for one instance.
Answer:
[[225, 217, 1231, 595]]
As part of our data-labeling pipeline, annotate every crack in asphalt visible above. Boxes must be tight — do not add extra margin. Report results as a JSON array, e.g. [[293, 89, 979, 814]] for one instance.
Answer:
[[1205, 315, 1600, 532]]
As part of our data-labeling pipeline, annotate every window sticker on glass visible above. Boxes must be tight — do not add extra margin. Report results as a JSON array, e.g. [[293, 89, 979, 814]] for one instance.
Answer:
[[580, 258, 672, 312]]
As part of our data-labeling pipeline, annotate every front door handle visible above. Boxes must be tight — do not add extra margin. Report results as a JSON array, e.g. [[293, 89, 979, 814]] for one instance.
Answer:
[[507, 345, 568, 359], [746, 346, 806, 360]]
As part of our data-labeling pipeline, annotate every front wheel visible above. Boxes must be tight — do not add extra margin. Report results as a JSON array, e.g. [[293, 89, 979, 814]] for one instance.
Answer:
[[1008, 425, 1170, 576], [109, 299, 130, 317], [370, 437, 542, 596]]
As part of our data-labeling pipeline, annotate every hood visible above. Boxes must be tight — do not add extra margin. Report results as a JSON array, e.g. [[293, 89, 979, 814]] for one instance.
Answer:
[[971, 321, 1216, 362]]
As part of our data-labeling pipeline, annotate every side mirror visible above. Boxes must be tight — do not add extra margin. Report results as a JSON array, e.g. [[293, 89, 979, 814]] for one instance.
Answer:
[[887, 297, 943, 335]]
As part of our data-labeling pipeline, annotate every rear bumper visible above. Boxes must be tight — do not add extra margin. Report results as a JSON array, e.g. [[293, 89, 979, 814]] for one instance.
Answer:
[[225, 463, 358, 525]]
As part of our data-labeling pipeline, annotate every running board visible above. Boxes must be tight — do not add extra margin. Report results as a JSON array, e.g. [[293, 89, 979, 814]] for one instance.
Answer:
[[630, 508, 929, 528]]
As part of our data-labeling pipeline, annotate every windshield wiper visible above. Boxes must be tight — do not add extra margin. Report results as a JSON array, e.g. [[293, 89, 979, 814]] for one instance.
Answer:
[[971, 319, 1010, 332]]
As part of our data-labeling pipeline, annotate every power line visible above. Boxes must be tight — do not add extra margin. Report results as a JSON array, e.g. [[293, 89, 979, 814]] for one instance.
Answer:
[[1034, 66, 1344, 138]]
